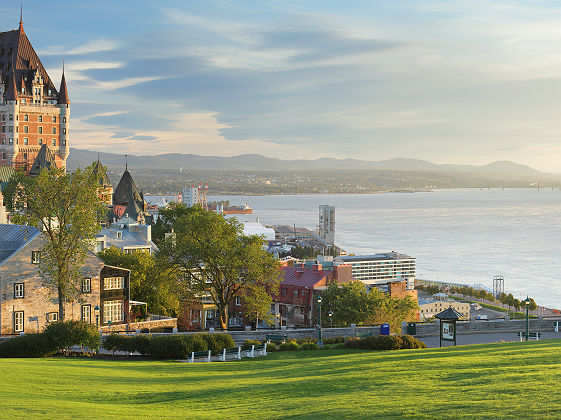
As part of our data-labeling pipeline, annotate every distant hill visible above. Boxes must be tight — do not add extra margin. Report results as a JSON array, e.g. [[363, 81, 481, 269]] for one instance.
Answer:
[[68, 148, 553, 181]]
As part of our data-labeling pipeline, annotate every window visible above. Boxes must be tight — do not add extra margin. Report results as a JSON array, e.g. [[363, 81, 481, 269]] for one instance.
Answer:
[[1, 114, 4, 121], [2, 152, 5, 160], [24, 115, 28, 122], [38, 126, 43, 134], [281, 288, 286, 297], [1, 137, 4, 144], [294, 289, 299, 297], [8, 126, 12, 132], [23, 138, 28, 145], [47, 312, 58, 323], [24, 126, 28, 134], [14, 311, 24, 332], [9, 114, 13, 121], [82, 305, 91, 324], [63, 128, 67, 134], [61, 140, 66, 146], [82, 278, 91, 293], [9, 138, 13, 144], [51, 138, 56, 146], [116, 231, 122, 239], [14, 283, 24, 299], [104, 277, 124, 290], [38, 138, 42, 145], [1, 126, 4, 133], [38, 115, 42, 122], [235, 296, 241, 306], [51, 127, 56, 134], [103, 300, 124, 323], [31, 251, 41, 264], [63, 117, 66, 123], [52, 116, 56, 123], [206, 309, 216, 319]]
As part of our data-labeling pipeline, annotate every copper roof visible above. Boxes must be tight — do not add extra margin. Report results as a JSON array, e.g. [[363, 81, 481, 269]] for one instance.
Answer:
[[0, 23, 58, 100], [29, 144, 57, 176]]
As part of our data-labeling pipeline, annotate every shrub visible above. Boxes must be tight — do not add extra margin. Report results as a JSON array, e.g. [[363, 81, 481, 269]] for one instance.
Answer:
[[266, 342, 277, 352], [279, 341, 300, 351], [43, 321, 100, 352], [0, 334, 56, 358], [242, 339, 262, 351], [301, 342, 318, 350], [129, 335, 152, 355], [323, 336, 347, 344], [148, 336, 190, 359], [201, 333, 235, 354], [344, 335, 426, 351], [183, 334, 208, 353], [102, 334, 126, 352], [295, 337, 317, 344], [321, 344, 332, 350]]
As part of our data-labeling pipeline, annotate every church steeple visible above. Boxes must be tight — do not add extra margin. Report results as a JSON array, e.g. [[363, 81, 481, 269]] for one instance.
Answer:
[[19, 4, 23, 32]]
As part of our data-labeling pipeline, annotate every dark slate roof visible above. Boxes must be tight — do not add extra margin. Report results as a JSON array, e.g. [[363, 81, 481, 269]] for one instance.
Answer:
[[113, 169, 141, 206], [92, 158, 111, 187], [0, 224, 41, 264], [0, 165, 15, 192], [435, 307, 465, 320], [58, 70, 69, 104], [0, 24, 58, 101], [281, 266, 332, 288], [29, 144, 56, 176]]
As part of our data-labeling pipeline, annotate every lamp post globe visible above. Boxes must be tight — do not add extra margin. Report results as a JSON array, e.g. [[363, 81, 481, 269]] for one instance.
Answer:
[[328, 310, 333, 328], [316, 295, 323, 345]]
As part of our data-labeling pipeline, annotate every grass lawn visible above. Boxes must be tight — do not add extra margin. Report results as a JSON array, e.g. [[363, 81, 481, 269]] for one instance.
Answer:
[[3, 341, 561, 418]]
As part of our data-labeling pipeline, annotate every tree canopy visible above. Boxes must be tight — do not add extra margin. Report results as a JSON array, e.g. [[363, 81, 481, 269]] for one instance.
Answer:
[[157, 205, 281, 329], [12, 165, 105, 320]]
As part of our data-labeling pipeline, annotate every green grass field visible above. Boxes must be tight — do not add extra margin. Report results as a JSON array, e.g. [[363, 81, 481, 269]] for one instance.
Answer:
[[2, 341, 561, 418]]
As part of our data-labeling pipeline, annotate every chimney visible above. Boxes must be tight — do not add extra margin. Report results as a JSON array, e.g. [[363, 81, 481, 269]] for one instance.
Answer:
[[313, 263, 322, 271]]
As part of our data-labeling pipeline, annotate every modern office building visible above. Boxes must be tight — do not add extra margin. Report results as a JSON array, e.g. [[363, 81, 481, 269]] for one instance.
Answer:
[[318, 204, 335, 244], [334, 252, 416, 289]]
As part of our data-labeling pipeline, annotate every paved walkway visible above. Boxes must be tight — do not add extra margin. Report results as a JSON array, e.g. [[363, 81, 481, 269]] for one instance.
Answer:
[[420, 331, 561, 348]]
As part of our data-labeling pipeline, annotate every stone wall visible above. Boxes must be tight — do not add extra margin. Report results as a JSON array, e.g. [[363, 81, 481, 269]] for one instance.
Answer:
[[0, 235, 103, 335], [100, 318, 178, 333], [412, 318, 561, 337]]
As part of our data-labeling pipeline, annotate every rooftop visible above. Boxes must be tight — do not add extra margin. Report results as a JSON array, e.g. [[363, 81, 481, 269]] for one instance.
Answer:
[[281, 266, 332, 288]]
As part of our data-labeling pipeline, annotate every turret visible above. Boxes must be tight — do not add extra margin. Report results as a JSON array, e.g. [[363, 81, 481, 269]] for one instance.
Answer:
[[57, 63, 70, 166]]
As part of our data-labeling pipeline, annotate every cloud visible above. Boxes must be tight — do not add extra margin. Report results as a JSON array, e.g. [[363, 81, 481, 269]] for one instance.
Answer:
[[41, 39, 119, 56], [110, 131, 135, 138], [128, 135, 158, 141]]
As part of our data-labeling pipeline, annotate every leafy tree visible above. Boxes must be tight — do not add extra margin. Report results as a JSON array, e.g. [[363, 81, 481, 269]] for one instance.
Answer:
[[151, 202, 192, 245], [528, 298, 538, 311], [321, 281, 418, 332], [157, 205, 282, 330], [242, 284, 275, 327], [97, 247, 180, 316], [12, 165, 105, 320]]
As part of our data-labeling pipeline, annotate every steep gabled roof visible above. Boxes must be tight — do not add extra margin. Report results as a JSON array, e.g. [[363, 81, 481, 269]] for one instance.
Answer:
[[92, 158, 111, 187], [29, 144, 56, 176], [113, 169, 141, 206], [0, 165, 15, 192], [0, 23, 58, 99]]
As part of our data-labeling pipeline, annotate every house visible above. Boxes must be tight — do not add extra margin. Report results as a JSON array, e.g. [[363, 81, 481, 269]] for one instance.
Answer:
[[0, 224, 131, 334], [96, 215, 157, 255]]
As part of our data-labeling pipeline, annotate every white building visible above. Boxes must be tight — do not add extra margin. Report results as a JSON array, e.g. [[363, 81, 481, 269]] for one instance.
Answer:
[[334, 252, 416, 289], [96, 216, 157, 255], [182, 185, 199, 207], [242, 221, 275, 241]]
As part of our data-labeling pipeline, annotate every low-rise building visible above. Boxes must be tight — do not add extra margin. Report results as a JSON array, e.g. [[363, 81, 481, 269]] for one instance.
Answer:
[[96, 216, 157, 255], [418, 298, 470, 321], [334, 252, 416, 290], [0, 224, 131, 334]]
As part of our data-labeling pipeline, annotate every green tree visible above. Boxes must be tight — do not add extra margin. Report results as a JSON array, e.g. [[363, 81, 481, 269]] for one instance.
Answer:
[[97, 247, 180, 316], [243, 284, 275, 327], [12, 165, 105, 320], [157, 205, 281, 330], [528, 298, 538, 311]]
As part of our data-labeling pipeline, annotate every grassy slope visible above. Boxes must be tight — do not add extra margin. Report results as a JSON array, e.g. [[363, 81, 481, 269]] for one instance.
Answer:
[[3, 342, 561, 419]]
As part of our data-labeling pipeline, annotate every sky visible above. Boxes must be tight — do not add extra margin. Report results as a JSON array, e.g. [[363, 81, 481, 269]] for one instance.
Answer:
[[4, 1, 561, 171]]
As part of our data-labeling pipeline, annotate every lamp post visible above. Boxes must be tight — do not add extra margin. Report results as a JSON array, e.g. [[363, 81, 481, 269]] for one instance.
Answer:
[[316, 295, 323, 345], [328, 310, 333, 328], [524, 296, 531, 342], [94, 305, 100, 329]]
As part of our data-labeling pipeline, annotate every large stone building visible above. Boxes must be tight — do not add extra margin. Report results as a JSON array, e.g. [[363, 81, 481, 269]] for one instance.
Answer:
[[0, 224, 131, 334], [0, 17, 70, 172]]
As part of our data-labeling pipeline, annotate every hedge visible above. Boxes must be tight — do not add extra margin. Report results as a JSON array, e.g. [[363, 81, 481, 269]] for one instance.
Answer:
[[102, 333, 235, 359], [344, 335, 426, 351], [0, 321, 101, 358]]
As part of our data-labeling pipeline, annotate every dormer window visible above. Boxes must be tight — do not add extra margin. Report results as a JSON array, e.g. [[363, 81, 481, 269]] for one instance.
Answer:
[[116, 231, 123, 239]]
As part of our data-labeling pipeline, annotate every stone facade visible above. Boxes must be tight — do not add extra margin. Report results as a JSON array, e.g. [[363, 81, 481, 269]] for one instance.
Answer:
[[0, 234, 102, 334]]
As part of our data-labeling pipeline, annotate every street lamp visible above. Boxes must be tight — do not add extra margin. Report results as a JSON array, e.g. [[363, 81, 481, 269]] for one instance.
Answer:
[[328, 310, 333, 328], [94, 305, 100, 328], [316, 295, 323, 345], [524, 296, 531, 342]]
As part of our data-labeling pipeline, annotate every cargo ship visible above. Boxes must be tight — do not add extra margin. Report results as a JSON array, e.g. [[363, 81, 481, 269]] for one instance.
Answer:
[[211, 202, 253, 215]]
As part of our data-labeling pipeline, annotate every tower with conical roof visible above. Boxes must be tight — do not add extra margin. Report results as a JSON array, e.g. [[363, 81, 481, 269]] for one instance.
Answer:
[[0, 11, 70, 172]]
